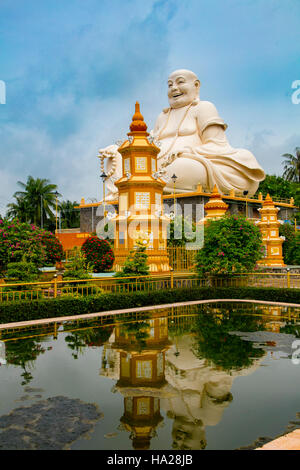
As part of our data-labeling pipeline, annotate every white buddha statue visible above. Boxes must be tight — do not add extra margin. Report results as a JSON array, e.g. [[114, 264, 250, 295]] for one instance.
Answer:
[[99, 69, 265, 199]]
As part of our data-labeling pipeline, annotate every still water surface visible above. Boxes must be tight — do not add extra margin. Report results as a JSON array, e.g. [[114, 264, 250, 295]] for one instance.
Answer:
[[1, 302, 300, 450]]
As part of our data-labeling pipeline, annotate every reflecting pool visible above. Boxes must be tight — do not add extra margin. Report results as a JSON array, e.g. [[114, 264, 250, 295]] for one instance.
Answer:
[[1, 301, 300, 450]]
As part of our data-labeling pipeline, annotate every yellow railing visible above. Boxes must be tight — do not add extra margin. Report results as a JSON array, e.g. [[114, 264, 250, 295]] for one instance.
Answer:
[[167, 247, 198, 272], [63, 246, 198, 272], [1, 271, 300, 303], [0, 273, 204, 302]]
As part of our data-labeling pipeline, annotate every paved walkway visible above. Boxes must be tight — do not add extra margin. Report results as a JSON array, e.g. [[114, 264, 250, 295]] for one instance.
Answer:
[[257, 430, 300, 450]]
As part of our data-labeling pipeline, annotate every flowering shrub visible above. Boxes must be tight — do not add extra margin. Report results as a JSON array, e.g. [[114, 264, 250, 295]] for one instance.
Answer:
[[0, 218, 63, 273], [40, 230, 64, 265], [81, 236, 114, 272], [195, 214, 264, 275]]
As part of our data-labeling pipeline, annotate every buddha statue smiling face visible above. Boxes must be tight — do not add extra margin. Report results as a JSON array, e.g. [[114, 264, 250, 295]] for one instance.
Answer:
[[167, 69, 200, 109]]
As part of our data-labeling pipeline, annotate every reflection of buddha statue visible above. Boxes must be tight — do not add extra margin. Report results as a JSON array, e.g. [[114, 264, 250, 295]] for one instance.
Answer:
[[99, 69, 265, 200]]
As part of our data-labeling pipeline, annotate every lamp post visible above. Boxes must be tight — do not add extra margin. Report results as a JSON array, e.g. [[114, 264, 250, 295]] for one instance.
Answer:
[[243, 190, 249, 218], [40, 195, 43, 229], [55, 191, 59, 233], [171, 174, 177, 217], [100, 172, 107, 217]]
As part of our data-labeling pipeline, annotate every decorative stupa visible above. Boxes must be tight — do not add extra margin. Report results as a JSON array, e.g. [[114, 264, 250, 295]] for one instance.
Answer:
[[203, 185, 229, 221], [255, 194, 285, 267], [113, 102, 170, 272]]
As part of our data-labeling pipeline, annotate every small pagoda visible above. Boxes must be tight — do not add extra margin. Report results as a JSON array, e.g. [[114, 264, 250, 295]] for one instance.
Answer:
[[256, 194, 285, 267], [113, 102, 170, 272], [203, 185, 229, 221]]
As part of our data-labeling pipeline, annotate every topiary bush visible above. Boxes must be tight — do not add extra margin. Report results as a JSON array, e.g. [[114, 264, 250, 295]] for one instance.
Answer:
[[81, 236, 114, 273]]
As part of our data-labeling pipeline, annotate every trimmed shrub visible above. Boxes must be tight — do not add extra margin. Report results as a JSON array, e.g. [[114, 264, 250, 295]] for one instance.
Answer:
[[81, 237, 114, 272]]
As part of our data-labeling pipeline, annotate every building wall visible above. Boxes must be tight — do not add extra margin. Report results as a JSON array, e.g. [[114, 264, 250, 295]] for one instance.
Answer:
[[79, 196, 296, 232]]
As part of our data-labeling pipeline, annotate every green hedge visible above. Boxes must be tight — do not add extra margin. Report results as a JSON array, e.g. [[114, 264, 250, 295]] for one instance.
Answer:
[[0, 286, 300, 324]]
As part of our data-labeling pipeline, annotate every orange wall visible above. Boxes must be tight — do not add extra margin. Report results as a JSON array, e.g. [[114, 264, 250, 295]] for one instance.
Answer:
[[56, 232, 91, 251]]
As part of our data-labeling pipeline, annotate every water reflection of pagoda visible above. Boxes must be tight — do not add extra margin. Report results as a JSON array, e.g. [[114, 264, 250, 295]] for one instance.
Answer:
[[104, 311, 172, 450]]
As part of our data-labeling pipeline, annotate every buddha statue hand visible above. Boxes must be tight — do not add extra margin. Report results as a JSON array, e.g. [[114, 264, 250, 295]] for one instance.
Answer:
[[98, 144, 119, 164], [98, 144, 122, 200], [161, 146, 196, 168], [161, 151, 181, 168]]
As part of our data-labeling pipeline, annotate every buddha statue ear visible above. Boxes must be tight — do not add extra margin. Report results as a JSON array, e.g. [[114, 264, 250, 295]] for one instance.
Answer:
[[192, 80, 200, 105]]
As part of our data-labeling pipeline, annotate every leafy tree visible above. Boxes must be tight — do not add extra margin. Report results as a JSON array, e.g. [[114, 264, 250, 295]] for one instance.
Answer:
[[279, 223, 296, 263], [0, 219, 63, 273], [63, 248, 93, 280], [59, 200, 80, 229], [6, 195, 32, 222], [195, 214, 264, 275], [9, 175, 60, 227], [255, 174, 294, 200], [286, 232, 300, 265], [167, 215, 197, 247], [282, 147, 300, 183], [114, 245, 149, 278]]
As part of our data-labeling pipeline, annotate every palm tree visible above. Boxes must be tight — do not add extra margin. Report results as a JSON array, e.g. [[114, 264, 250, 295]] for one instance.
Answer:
[[59, 200, 80, 228], [6, 195, 32, 222], [282, 147, 300, 183], [10, 176, 61, 226]]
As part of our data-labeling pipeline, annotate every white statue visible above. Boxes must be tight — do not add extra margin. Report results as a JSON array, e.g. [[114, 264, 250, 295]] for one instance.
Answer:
[[99, 69, 265, 199]]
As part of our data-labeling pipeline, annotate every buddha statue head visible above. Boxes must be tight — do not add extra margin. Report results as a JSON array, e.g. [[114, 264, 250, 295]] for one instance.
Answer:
[[167, 69, 200, 109]]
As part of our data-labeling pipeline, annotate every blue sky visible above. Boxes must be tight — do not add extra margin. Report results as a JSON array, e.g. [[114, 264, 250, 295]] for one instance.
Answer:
[[0, 0, 299, 211]]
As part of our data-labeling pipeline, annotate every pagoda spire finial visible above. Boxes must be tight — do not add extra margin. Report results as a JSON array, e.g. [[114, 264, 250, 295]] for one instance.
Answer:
[[129, 101, 148, 133]]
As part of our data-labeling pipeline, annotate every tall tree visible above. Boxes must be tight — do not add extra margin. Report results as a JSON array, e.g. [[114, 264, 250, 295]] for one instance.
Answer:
[[59, 200, 80, 229], [6, 196, 31, 222], [282, 147, 300, 183], [10, 176, 60, 227], [255, 174, 293, 200]]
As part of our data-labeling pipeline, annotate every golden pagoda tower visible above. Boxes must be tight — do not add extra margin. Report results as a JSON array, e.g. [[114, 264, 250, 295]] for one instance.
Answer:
[[203, 185, 229, 221], [113, 102, 170, 273], [256, 194, 285, 267]]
